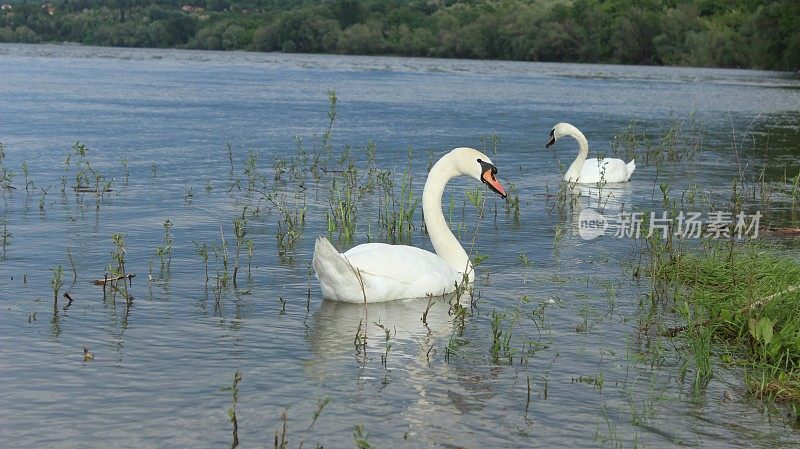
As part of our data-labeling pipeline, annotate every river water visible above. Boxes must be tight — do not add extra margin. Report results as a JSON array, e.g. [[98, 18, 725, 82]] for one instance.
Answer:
[[1, 43, 799, 448]]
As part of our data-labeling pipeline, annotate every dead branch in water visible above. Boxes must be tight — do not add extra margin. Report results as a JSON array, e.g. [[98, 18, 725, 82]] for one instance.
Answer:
[[92, 273, 135, 286]]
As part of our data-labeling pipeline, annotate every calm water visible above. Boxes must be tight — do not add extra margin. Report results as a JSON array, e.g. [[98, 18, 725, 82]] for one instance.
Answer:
[[1, 43, 799, 448]]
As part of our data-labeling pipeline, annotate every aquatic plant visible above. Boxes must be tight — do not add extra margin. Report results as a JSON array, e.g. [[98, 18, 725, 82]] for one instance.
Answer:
[[38, 187, 48, 212], [377, 163, 419, 244], [322, 90, 337, 167], [1, 224, 11, 254], [353, 424, 371, 449], [109, 233, 127, 278], [503, 181, 521, 225], [0, 142, 15, 190], [50, 265, 64, 302], [121, 155, 129, 184], [232, 209, 248, 286], [480, 131, 501, 155], [155, 219, 173, 269], [21, 161, 31, 191], [194, 242, 210, 283], [222, 370, 242, 449], [326, 172, 358, 242], [373, 319, 394, 368], [652, 238, 800, 408]]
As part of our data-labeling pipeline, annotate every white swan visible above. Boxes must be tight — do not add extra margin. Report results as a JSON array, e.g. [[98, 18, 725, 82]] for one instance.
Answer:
[[313, 147, 507, 303], [546, 122, 636, 183]]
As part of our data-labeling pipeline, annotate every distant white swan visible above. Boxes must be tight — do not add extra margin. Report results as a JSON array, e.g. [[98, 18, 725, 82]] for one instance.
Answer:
[[313, 147, 507, 303], [546, 122, 636, 183]]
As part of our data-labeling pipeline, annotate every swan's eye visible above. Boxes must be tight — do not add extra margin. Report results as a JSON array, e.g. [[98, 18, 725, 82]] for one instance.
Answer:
[[477, 158, 483, 163]]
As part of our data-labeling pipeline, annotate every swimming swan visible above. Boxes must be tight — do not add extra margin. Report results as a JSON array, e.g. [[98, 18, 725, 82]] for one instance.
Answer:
[[546, 122, 636, 183], [313, 147, 507, 303]]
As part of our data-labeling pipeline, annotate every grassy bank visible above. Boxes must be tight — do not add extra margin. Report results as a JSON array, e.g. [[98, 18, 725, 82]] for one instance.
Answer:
[[653, 238, 800, 412]]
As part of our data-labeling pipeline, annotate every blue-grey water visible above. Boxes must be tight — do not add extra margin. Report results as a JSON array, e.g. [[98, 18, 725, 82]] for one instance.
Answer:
[[1, 43, 799, 448]]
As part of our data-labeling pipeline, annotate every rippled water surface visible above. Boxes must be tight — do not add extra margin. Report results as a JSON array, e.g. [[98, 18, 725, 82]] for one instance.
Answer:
[[1, 43, 799, 448]]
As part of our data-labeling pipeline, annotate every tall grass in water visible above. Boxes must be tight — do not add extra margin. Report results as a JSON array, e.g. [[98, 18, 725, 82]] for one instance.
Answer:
[[0, 141, 15, 190], [669, 242, 799, 397], [377, 146, 420, 244], [155, 219, 173, 270], [222, 370, 241, 449]]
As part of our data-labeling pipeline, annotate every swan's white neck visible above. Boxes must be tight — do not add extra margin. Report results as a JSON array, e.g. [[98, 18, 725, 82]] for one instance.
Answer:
[[563, 127, 589, 182], [422, 153, 474, 282]]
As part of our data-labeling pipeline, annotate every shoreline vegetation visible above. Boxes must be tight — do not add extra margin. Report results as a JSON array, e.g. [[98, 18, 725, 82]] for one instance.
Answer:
[[0, 0, 798, 71]]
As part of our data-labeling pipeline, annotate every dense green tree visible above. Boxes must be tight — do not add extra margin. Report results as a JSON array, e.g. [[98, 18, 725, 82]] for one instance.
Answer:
[[338, 21, 385, 54], [652, 4, 705, 65], [0, 0, 797, 70]]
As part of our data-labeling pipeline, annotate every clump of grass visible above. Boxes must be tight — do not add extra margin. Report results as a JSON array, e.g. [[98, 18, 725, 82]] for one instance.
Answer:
[[490, 308, 519, 365], [155, 219, 173, 269], [480, 131, 501, 155], [21, 161, 32, 191], [109, 233, 127, 278], [221, 370, 242, 449], [232, 209, 249, 287], [503, 181, 520, 225], [377, 162, 419, 244], [69, 141, 113, 210], [353, 424, 371, 449], [659, 240, 800, 408], [373, 320, 394, 368], [194, 242, 210, 283], [274, 196, 306, 263], [50, 265, 64, 303], [103, 232, 133, 301], [326, 169, 358, 243], [0, 141, 15, 190], [1, 224, 11, 254]]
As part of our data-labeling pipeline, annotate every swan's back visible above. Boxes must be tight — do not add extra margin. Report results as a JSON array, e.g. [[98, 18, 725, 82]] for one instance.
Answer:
[[574, 157, 636, 183], [313, 237, 462, 303]]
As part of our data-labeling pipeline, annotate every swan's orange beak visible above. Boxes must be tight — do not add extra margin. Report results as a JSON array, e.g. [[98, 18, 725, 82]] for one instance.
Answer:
[[481, 166, 506, 199]]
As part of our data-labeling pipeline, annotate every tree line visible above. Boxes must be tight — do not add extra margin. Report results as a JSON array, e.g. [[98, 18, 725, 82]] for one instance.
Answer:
[[0, 0, 798, 71]]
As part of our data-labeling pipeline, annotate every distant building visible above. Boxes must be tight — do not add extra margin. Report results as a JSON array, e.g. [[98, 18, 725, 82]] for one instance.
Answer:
[[181, 5, 194, 12], [0, 4, 12, 11], [42, 3, 55, 15]]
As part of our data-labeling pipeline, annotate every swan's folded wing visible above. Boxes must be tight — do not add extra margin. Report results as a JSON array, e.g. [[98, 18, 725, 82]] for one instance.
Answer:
[[344, 243, 460, 286]]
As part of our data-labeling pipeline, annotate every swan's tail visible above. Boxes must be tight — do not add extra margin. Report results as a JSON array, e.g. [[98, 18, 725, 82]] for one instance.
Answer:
[[312, 236, 361, 301], [626, 159, 636, 181]]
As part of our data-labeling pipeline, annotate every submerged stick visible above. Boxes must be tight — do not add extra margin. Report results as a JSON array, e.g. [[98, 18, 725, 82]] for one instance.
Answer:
[[92, 273, 135, 286]]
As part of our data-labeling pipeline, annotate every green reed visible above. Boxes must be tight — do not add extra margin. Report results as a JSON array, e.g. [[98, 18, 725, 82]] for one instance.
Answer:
[[1, 224, 11, 253], [155, 219, 173, 269], [222, 370, 242, 449], [0, 141, 14, 190], [50, 265, 64, 302], [353, 424, 372, 449], [194, 241, 210, 283], [21, 161, 31, 191]]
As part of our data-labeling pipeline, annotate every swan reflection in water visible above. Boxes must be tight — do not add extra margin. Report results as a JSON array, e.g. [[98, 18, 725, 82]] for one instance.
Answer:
[[305, 294, 456, 365], [304, 293, 508, 444], [558, 182, 635, 240]]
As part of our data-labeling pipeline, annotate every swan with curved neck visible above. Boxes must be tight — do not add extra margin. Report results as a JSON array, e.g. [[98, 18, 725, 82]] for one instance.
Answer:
[[546, 123, 636, 183], [313, 147, 506, 303]]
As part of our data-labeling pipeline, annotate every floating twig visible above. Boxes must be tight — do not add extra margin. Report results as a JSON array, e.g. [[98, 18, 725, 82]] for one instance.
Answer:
[[92, 273, 135, 286]]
